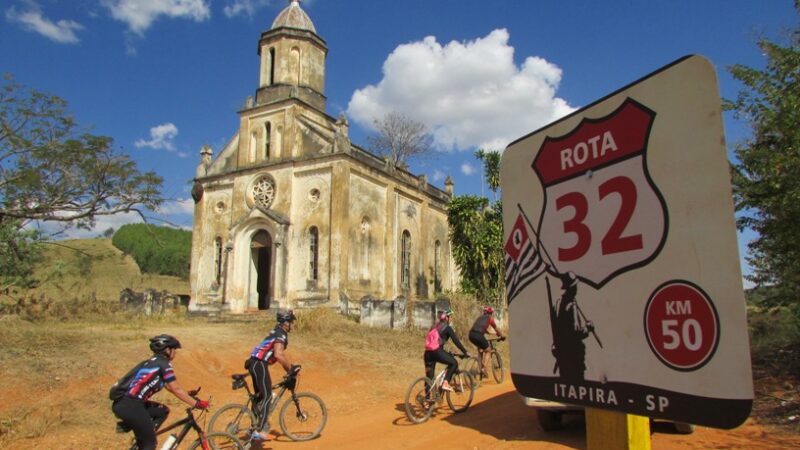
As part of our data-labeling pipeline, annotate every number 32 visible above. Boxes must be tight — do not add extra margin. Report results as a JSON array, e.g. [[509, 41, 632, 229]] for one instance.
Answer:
[[555, 176, 643, 261]]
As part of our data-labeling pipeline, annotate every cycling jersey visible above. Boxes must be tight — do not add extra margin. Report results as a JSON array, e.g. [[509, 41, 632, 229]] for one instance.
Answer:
[[250, 326, 288, 364], [425, 322, 469, 355], [470, 314, 496, 333], [111, 354, 176, 402]]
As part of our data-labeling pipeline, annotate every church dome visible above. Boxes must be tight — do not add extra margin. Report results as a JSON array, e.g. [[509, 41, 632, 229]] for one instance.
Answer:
[[272, 0, 316, 33]]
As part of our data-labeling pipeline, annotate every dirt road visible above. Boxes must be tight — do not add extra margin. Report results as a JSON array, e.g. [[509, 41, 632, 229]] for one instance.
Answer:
[[3, 323, 798, 449], [256, 379, 799, 450], [186, 346, 800, 450]]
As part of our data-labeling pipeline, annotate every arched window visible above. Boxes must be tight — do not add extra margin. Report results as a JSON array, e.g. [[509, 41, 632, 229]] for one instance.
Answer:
[[434, 240, 441, 294], [400, 230, 411, 289], [361, 218, 371, 278], [214, 237, 223, 285], [309, 226, 319, 281], [289, 47, 301, 85], [249, 130, 257, 162], [264, 122, 271, 160], [269, 47, 276, 85]]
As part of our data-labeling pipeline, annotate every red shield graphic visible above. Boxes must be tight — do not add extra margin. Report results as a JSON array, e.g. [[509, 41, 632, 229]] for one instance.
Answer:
[[532, 98, 667, 288]]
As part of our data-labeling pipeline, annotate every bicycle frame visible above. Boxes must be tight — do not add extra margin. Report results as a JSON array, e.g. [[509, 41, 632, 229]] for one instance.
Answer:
[[126, 407, 208, 450], [155, 408, 205, 445], [229, 370, 298, 423]]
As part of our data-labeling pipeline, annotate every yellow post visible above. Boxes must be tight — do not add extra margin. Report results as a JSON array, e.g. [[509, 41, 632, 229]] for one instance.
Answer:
[[585, 407, 651, 450]]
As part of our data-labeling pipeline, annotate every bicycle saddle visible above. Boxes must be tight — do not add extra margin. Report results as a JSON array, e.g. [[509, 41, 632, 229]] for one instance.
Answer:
[[231, 373, 247, 390]]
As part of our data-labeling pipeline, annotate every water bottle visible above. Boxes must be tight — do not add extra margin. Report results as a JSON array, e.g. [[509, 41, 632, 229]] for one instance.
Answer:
[[159, 434, 177, 450]]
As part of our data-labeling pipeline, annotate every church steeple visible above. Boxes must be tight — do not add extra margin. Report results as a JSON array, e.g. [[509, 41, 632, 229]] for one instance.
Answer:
[[255, 0, 327, 111], [272, 0, 316, 33]]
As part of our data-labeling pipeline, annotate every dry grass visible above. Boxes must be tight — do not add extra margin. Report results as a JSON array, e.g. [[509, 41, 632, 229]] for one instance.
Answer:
[[27, 238, 189, 303], [0, 311, 439, 447]]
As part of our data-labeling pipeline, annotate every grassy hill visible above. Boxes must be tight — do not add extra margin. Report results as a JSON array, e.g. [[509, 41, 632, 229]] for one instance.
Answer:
[[26, 238, 189, 303]]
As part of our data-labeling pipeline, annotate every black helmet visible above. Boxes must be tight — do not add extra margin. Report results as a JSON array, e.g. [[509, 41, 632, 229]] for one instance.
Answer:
[[277, 309, 297, 324], [149, 334, 182, 353]]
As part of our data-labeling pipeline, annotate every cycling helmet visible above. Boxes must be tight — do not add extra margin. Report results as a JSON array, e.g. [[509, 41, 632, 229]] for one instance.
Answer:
[[438, 308, 454, 321], [149, 334, 181, 353], [484, 306, 494, 315], [277, 309, 297, 324]]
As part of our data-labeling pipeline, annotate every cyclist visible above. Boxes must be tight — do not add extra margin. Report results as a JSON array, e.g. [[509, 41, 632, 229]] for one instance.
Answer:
[[468, 306, 504, 379], [246, 309, 298, 441], [110, 334, 209, 450], [424, 308, 470, 392]]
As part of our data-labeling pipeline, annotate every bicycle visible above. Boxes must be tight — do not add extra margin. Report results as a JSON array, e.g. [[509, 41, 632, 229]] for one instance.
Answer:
[[117, 388, 243, 450], [464, 336, 505, 385], [404, 353, 475, 424], [208, 365, 327, 444]]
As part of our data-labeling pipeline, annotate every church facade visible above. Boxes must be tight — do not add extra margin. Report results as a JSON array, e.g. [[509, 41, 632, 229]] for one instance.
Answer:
[[189, 0, 457, 313]]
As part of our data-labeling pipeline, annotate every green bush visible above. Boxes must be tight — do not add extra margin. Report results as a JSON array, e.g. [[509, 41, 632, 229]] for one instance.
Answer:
[[748, 304, 800, 354], [112, 224, 191, 278]]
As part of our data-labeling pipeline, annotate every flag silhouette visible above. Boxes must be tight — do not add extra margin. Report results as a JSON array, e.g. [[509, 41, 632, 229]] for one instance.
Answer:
[[505, 213, 547, 303]]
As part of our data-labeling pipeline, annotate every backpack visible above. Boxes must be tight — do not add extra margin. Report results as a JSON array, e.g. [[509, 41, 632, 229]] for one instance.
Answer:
[[425, 322, 445, 351], [108, 373, 132, 401], [108, 363, 139, 401]]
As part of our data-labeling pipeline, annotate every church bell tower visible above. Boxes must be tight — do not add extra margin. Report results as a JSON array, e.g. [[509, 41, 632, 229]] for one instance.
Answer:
[[255, 0, 327, 112]]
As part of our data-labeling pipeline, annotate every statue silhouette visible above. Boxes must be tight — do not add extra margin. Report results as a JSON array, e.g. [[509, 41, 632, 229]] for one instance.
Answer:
[[550, 271, 594, 382]]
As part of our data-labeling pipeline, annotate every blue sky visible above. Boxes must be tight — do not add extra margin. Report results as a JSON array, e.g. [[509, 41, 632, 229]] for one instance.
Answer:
[[2, 0, 797, 279]]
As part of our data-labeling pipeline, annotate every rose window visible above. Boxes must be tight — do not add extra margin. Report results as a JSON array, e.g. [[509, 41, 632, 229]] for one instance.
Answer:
[[252, 177, 276, 209]]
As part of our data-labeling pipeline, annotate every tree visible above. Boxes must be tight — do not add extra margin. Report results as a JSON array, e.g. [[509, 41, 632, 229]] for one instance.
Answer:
[[726, 4, 800, 305], [367, 111, 433, 167], [474, 148, 501, 201], [447, 195, 504, 304], [0, 75, 164, 295], [447, 150, 506, 304]]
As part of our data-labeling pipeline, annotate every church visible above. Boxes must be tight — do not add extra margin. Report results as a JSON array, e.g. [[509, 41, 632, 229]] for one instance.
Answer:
[[188, 0, 457, 314]]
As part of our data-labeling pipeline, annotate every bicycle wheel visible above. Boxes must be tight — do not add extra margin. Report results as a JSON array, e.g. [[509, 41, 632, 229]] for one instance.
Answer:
[[187, 431, 244, 450], [491, 351, 504, 383], [208, 403, 255, 442], [462, 356, 482, 385], [404, 376, 436, 424], [446, 371, 475, 413], [278, 392, 327, 441]]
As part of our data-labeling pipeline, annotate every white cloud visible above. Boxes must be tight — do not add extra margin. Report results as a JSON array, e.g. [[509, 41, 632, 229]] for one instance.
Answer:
[[157, 198, 194, 215], [32, 210, 144, 239], [347, 29, 575, 152], [223, 0, 270, 19], [5, 2, 84, 44], [432, 169, 446, 182], [101, 0, 210, 36], [135, 123, 179, 151], [461, 163, 475, 176]]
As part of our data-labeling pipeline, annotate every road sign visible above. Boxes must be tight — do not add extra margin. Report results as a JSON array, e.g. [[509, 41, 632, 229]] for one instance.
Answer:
[[502, 55, 753, 429]]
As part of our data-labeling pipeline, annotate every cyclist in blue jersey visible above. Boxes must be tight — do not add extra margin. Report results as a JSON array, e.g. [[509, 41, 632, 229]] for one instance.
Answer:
[[110, 334, 209, 450], [469, 306, 504, 379], [246, 309, 298, 441]]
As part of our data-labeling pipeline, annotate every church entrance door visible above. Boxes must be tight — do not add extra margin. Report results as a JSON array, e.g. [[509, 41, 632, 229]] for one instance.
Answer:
[[251, 230, 272, 310]]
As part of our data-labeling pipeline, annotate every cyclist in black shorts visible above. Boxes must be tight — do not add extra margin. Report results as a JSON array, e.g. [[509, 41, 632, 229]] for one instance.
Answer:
[[424, 308, 470, 392], [110, 334, 209, 450], [246, 309, 298, 441], [468, 306, 504, 379]]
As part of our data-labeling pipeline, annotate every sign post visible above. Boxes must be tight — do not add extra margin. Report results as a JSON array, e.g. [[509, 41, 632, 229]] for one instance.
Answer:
[[501, 55, 753, 447]]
